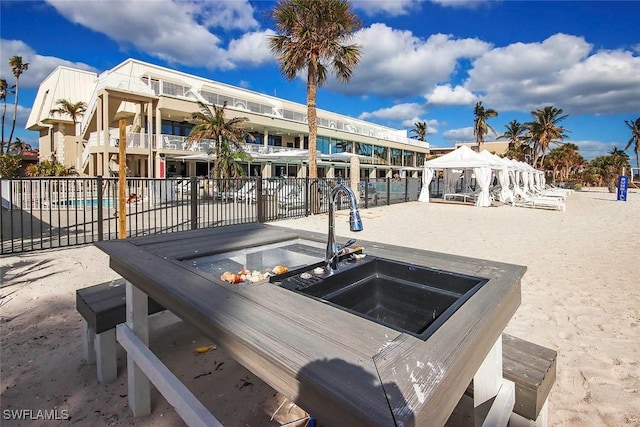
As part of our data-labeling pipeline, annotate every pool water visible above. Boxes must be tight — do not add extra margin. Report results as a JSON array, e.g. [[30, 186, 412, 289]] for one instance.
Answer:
[[55, 198, 118, 208]]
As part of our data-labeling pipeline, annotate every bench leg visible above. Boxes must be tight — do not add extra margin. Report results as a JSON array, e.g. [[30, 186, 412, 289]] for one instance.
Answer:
[[126, 281, 151, 417], [83, 321, 96, 365], [95, 328, 117, 384]]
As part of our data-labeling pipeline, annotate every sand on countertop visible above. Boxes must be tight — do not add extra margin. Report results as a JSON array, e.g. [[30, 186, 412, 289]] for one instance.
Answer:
[[1, 187, 639, 426]]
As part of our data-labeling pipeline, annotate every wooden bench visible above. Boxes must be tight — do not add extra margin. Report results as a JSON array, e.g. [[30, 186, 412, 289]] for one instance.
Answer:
[[76, 279, 175, 383], [467, 334, 557, 427], [77, 282, 556, 425]]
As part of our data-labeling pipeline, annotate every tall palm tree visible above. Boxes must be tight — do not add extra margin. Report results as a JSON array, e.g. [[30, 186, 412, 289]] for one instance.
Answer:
[[186, 101, 252, 180], [473, 101, 498, 151], [0, 78, 14, 153], [8, 56, 29, 145], [624, 117, 640, 175], [410, 121, 428, 142], [269, 0, 361, 180], [526, 105, 569, 168]]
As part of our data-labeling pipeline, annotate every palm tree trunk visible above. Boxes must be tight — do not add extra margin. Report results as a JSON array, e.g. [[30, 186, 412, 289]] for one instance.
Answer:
[[1, 98, 6, 153], [307, 54, 319, 213], [8, 78, 18, 145]]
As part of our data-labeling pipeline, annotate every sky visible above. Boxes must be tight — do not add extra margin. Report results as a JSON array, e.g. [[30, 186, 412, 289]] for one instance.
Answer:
[[1, 0, 639, 160]]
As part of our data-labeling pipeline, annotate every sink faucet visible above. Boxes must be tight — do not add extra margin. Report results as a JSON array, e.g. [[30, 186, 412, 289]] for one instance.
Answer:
[[326, 183, 363, 270]]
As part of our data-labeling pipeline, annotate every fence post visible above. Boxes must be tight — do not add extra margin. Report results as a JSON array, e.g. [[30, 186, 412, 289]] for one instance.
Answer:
[[363, 177, 369, 209], [97, 176, 104, 241], [256, 178, 264, 222], [386, 177, 391, 206], [404, 175, 409, 202], [190, 176, 198, 230], [304, 178, 310, 216]]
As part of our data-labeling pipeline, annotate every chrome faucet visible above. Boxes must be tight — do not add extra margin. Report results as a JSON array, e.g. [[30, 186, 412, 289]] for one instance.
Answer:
[[326, 183, 363, 270]]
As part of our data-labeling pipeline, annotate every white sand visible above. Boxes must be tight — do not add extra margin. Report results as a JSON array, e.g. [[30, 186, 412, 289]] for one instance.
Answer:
[[1, 187, 639, 426]]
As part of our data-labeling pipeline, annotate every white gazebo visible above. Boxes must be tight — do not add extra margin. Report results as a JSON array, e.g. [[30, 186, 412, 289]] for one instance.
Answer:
[[419, 145, 493, 207]]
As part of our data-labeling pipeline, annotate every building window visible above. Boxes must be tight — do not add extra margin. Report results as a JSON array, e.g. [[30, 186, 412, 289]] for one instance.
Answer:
[[390, 148, 402, 166], [268, 135, 282, 146], [416, 153, 425, 167], [317, 136, 330, 154], [161, 120, 193, 137], [356, 142, 372, 157], [373, 145, 388, 165], [403, 150, 415, 168]]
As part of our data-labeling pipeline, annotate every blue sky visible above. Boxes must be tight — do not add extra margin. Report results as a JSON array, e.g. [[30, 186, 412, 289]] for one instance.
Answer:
[[1, 0, 639, 160]]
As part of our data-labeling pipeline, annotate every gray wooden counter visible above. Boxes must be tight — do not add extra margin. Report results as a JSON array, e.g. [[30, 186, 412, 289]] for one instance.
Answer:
[[96, 223, 524, 426]]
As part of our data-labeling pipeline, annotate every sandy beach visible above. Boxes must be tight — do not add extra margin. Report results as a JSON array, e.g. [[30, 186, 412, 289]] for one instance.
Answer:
[[1, 187, 639, 426]]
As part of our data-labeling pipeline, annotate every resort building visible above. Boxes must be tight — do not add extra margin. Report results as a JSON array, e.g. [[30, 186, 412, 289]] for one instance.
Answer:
[[26, 58, 430, 180]]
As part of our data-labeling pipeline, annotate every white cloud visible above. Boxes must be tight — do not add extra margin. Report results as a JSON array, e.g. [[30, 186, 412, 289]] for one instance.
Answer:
[[45, 0, 264, 70], [431, 0, 490, 8], [325, 24, 490, 97], [0, 39, 97, 88], [465, 33, 640, 115], [443, 126, 474, 142], [194, 0, 259, 31], [402, 118, 439, 134], [352, 0, 420, 17], [426, 84, 477, 105], [228, 30, 275, 67], [359, 103, 425, 121]]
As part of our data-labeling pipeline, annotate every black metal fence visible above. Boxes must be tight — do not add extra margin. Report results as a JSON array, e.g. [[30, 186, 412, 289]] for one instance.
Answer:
[[1, 176, 439, 255]]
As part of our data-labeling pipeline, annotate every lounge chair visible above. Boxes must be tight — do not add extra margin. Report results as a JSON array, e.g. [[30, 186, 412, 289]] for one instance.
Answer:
[[512, 191, 566, 212]]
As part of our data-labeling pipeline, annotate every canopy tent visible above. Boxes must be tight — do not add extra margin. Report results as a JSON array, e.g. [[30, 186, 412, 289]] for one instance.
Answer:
[[478, 150, 513, 204], [422, 145, 493, 207]]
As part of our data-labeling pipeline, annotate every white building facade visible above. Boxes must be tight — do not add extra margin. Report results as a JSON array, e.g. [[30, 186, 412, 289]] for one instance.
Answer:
[[27, 58, 429, 179]]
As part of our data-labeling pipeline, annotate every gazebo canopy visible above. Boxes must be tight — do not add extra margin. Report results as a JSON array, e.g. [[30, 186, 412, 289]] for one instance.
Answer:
[[424, 145, 490, 169]]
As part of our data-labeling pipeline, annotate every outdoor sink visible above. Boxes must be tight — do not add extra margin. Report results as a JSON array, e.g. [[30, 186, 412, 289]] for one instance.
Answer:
[[183, 238, 325, 279], [273, 256, 488, 340]]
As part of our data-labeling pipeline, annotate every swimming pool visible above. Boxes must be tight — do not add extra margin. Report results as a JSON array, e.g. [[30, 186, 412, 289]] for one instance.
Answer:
[[53, 198, 118, 208]]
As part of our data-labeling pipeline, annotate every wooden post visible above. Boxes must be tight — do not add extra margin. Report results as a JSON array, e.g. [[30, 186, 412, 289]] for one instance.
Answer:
[[118, 119, 127, 239]]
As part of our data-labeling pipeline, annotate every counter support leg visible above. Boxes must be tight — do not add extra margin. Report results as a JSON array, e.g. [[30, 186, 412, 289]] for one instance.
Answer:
[[473, 337, 504, 426], [126, 281, 151, 416]]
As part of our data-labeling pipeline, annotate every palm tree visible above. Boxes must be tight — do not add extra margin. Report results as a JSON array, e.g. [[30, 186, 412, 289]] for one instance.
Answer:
[[526, 105, 569, 168], [9, 137, 31, 154], [1, 78, 14, 153], [624, 117, 640, 176], [410, 121, 428, 142], [186, 101, 252, 180], [498, 120, 526, 149], [590, 148, 630, 192], [499, 119, 531, 161], [49, 98, 88, 134], [8, 56, 29, 145], [473, 101, 498, 151], [50, 98, 89, 169], [269, 0, 361, 181]]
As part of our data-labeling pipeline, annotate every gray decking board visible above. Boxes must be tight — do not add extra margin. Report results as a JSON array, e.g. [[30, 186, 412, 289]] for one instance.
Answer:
[[96, 224, 525, 426], [502, 334, 557, 420]]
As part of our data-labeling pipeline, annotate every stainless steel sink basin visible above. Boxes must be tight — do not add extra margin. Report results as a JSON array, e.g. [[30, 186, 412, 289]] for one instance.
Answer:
[[272, 256, 488, 340], [183, 239, 325, 279]]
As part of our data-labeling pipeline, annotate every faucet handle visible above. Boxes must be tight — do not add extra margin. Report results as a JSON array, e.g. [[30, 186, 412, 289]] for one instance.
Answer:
[[342, 238, 356, 249]]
